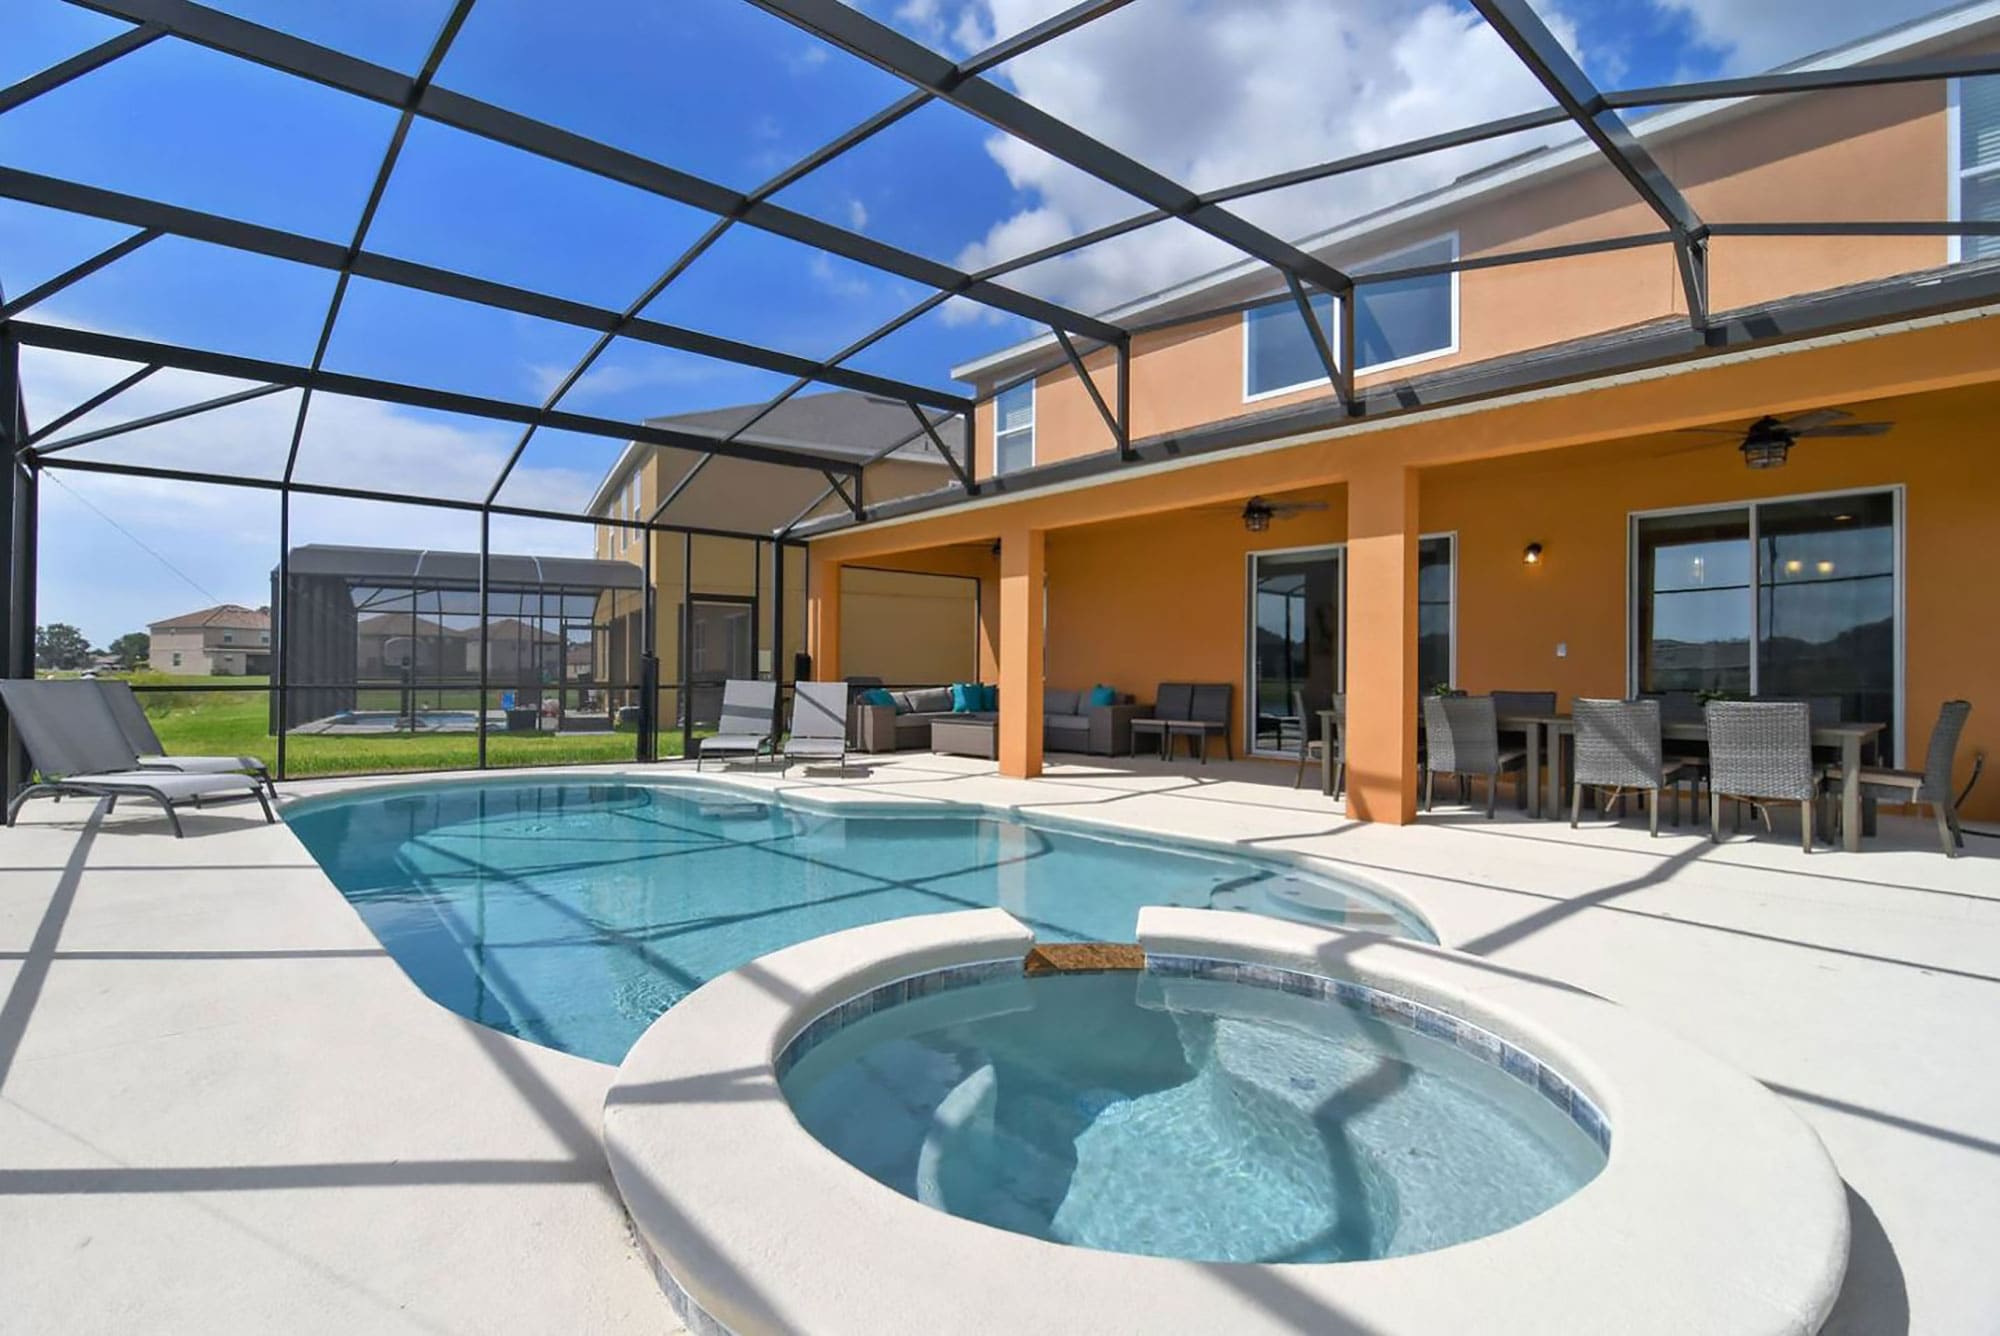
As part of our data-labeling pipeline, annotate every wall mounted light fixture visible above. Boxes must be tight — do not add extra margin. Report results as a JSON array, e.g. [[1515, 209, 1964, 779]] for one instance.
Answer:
[[1522, 542, 1544, 565]]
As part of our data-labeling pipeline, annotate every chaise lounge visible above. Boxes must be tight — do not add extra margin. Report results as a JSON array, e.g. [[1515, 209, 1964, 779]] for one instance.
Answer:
[[95, 679, 277, 797], [1, 680, 275, 837], [780, 681, 853, 774], [695, 679, 779, 771]]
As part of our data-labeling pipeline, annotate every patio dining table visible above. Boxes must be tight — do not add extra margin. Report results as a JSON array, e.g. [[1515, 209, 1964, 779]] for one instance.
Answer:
[[1511, 713, 1883, 852], [1318, 708, 1885, 852]]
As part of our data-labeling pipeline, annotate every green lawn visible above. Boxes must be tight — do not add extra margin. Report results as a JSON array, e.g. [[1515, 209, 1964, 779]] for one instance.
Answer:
[[101, 673, 691, 777]]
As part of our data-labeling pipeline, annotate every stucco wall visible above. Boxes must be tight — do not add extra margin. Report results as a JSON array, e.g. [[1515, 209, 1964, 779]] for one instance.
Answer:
[[983, 63, 1975, 477]]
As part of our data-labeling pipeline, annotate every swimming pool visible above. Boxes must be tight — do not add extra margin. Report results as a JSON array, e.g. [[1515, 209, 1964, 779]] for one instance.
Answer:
[[285, 778, 1429, 1064]]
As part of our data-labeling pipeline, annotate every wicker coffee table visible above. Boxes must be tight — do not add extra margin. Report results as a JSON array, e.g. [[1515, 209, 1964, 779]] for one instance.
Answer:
[[929, 716, 997, 759]]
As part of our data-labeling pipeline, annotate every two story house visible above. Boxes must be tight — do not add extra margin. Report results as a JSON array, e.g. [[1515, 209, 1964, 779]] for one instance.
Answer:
[[792, 8, 2000, 825]]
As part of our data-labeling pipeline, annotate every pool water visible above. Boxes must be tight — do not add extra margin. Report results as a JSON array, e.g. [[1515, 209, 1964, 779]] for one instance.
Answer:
[[780, 971, 1605, 1264], [285, 779, 1428, 1064]]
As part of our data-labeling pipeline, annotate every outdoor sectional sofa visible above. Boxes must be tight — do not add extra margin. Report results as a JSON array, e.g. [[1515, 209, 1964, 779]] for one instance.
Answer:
[[852, 685, 1144, 756]]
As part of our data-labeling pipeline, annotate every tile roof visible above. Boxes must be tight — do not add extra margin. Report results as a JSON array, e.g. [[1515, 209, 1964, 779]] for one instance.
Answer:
[[148, 603, 271, 632]]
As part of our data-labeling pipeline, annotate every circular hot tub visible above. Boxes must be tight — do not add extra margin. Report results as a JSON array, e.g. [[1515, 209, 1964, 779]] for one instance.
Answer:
[[604, 908, 1849, 1336], [778, 960, 1607, 1265]]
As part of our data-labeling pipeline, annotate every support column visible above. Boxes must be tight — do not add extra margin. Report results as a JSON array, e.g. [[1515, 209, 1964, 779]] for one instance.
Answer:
[[997, 525, 1045, 779], [1, 326, 29, 805], [806, 548, 841, 681], [1344, 465, 1419, 824]]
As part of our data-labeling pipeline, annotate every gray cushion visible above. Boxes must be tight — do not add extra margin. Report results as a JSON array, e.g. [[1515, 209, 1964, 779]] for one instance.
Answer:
[[905, 687, 953, 714], [1046, 714, 1090, 735], [889, 691, 916, 714], [1044, 687, 1081, 717]]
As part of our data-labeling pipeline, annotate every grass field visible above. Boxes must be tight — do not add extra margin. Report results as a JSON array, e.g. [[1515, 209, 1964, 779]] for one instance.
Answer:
[[83, 672, 691, 777]]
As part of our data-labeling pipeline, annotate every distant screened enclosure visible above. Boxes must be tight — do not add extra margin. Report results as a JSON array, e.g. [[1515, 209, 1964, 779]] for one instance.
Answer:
[[3, 0, 1998, 782]]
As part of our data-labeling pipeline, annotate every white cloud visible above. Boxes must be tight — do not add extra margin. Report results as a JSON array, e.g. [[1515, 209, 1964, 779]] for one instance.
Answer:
[[871, 0, 1948, 317], [933, 0, 1579, 314], [845, 196, 870, 231], [1651, 0, 1955, 77], [786, 44, 831, 73], [808, 251, 878, 301]]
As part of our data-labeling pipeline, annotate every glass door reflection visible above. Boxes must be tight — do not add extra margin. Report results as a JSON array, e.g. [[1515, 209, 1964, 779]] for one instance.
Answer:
[[1250, 547, 1341, 756]]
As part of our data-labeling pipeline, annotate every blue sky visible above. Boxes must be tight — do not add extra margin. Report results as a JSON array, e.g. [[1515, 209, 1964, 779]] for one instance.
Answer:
[[0, 0, 1960, 643]]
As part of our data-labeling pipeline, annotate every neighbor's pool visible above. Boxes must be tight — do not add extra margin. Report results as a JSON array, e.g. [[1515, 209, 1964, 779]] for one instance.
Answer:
[[780, 968, 1606, 1264], [285, 779, 1429, 1064]]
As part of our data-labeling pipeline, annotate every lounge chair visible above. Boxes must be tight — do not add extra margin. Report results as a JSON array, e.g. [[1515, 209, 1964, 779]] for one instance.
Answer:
[[779, 681, 851, 774], [695, 679, 779, 772], [95, 679, 276, 797], [1, 680, 275, 837]]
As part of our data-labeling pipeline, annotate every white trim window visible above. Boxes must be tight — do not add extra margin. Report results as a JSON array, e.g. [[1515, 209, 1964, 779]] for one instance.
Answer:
[[994, 381, 1035, 474], [1953, 75, 2000, 263], [1243, 234, 1459, 401]]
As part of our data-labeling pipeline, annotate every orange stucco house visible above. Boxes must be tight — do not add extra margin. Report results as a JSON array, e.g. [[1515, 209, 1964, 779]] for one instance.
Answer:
[[796, 10, 2000, 827]]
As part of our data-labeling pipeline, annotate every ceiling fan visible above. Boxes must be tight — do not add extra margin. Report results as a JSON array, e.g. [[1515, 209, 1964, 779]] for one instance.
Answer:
[[1223, 495, 1329, 532], [1676, 408, 1893, 469]]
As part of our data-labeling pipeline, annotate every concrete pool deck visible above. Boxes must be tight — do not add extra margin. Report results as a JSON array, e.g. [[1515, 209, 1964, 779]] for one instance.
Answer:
[[3, 752, 1997, 1333]]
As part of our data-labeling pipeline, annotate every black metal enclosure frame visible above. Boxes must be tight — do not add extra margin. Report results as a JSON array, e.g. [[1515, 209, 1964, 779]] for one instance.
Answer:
[[5, 0, 2000, 799]]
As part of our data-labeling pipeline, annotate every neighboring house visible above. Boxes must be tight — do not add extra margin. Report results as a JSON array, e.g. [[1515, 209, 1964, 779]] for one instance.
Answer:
[[585, 390, 960, 713], [792, 8, 2000, 825], [588, 389, 954, 561], [146, 604, 272, 677]]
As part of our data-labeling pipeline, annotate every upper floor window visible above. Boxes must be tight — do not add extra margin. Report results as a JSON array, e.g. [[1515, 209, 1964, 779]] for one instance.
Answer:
[[995, 382, 1034, 474], [1955, 75, 2000, 263], [1244, 235, 1457, 400], [222, 630, 234, 643]]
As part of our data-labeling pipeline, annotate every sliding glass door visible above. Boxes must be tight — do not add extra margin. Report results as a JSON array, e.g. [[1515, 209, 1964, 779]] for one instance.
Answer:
[[1756, 492, 1897, 734], [1248, 536, 1455, 756], [1632, 489, 1899, 755], [1634, 507, 1753, 695], [1250, 547, 1341, 755]]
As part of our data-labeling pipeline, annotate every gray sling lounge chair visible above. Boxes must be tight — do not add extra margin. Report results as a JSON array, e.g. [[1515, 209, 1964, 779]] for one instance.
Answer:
[[695, 679, 779, 771], [780, 681, 851, 774], [96, 679, 276, 797], [1, 680, 274, 837]]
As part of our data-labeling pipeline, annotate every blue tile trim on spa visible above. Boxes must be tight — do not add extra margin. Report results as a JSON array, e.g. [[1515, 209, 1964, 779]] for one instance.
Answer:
[[774, 954, 1613, 1155]]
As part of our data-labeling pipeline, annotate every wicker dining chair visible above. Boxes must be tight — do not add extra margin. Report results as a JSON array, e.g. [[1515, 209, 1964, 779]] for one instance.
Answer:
[[1421, 694, 1526, 818], [1827, 699, 1972, 857], [1292, 689, 1347, 794], [1570, 698, 1699, 837], [1288, 689, 1318, 789], [1704, 700, 1822, 852]]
